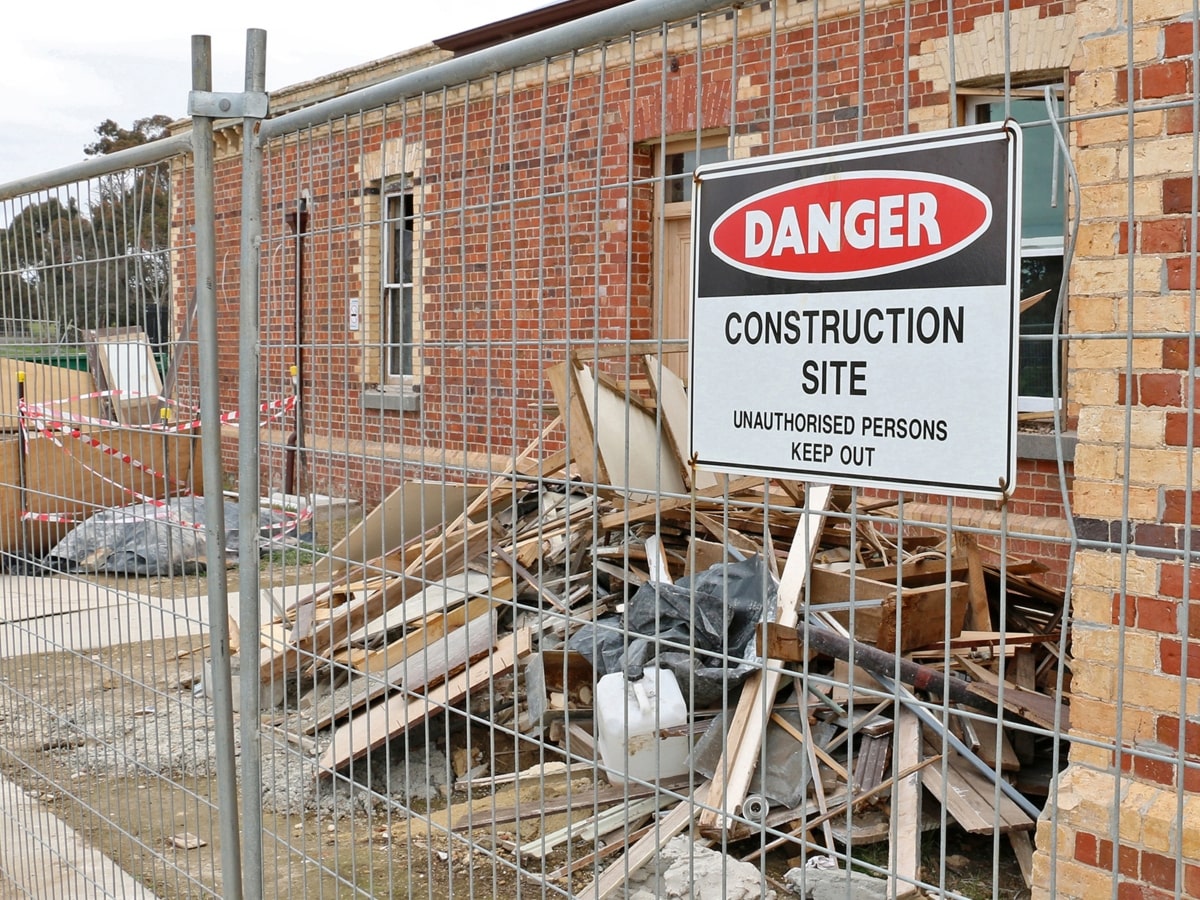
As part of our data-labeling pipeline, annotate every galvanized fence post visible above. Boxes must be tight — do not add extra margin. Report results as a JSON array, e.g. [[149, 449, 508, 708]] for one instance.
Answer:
[[189, 32, 245, 900], [238, 28, 269, 900]]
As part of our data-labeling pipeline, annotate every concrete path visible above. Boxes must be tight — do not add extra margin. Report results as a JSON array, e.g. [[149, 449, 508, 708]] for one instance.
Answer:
[[0, 575, 325, 896], [0, 576, 212, 656], [0, 576, 192, 897], [0, 772, 160, 899]]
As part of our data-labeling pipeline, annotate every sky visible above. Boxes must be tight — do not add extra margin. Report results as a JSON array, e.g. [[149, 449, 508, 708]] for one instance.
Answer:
[[0, 0, 551, 188]]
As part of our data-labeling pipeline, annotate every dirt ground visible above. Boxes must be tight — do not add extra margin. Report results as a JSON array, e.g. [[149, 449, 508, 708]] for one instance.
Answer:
[[0, 634, 1032, 899], [0, 506, 1031, 899]]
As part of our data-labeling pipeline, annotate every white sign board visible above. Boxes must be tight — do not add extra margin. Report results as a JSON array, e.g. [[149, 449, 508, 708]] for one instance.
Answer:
[[690, 123, 1021, 500]]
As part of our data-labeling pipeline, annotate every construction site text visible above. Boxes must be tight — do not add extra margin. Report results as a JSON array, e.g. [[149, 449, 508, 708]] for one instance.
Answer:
[[723, 304, 965, 347]]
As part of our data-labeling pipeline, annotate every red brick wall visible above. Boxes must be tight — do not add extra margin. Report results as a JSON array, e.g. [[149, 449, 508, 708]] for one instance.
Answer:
[[177, 0, 1076, 517]]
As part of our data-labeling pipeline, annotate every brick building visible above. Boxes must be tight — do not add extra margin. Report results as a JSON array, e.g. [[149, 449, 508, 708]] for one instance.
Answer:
[[174, 0, 1199, 896]]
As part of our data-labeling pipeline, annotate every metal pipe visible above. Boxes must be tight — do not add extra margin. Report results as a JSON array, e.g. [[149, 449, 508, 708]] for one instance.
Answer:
[[283, 205, 308, 497], [0, 132, 193, 202], [237, 27, 268, 900], [872, 670, 1042, 822], [258, 0, 733, 142], [191, 33, 245, 900]]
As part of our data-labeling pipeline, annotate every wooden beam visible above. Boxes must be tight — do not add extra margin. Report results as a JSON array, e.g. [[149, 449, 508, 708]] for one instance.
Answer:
[[888, 708, 923, 898], [881, 502, 1071, 539], [874, 582, 968, 653], [698, 484, 832, 839], [958, 533, 993, 631]]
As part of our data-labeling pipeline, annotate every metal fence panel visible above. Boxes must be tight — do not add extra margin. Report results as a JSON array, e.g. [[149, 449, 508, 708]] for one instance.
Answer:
[[2, 1, 1198, 898]]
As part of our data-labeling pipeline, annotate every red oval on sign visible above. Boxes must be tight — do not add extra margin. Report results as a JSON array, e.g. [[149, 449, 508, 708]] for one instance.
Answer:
[[708, 170, 993, 280]]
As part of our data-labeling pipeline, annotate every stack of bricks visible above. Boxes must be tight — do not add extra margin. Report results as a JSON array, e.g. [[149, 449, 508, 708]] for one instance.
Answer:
[[1031, 3, 1200, 896]]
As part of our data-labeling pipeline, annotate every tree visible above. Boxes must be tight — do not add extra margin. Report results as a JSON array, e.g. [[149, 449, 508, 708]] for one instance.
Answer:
[[86, 115, 174, 338], [84, 115, 173, 158], [0, 197, 92, 336], [0, 115, 173, 340]]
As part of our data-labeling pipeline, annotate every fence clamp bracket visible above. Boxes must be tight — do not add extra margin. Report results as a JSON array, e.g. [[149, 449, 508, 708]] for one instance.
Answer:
[[188, 90, 269, 119]]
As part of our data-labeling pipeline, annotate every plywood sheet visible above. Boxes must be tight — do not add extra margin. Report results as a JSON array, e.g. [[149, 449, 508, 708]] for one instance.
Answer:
[[0, 356, 100, 430], [573, 362, 686, 499], [0, 424, 202, 555], [329, 479, 483, 573]]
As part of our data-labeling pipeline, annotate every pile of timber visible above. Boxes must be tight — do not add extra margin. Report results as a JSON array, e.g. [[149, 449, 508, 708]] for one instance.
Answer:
[[256, 350, 1069, 898]]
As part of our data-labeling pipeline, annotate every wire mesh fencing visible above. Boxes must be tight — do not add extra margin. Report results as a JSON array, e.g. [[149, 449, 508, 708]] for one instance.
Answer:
[[1, 0, 1198, 898]]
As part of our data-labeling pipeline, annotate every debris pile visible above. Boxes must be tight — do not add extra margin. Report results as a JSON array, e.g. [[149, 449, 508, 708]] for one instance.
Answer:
[[256, 350, 1069, 897]]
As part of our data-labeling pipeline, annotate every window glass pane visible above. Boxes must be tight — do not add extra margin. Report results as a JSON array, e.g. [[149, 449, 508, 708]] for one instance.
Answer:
[[977, 98, 1065, 242], [1018, 254, 1064, 398], [666, 145, 727, 203], [386, 287, 404, 377], [401, 221, 412, 284]]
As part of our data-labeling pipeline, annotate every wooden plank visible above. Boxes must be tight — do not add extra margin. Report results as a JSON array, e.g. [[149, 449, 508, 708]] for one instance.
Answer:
[[305, 605, 499, 734], [599, 475, 763, 530], [888, 708, 922, 898], [492, 545, 568, 611], [0, 356, 99, 426], [909, 631, 1051, 658], [457, 775, 690, 830], [319, 629, 531, 772], [573, 361, 686, 498], [955, 654, 1070, 731], [546, 360, 606, 486], [260, 567, 465, 685], [880, 501, 1071, 539], [806, 567, 892, 641], [698, 484, 832, 839], [1, 421, 203, 555], [808, 567, 895, 604], [800, 705, 836, 853], [874, 582, 968, 653], [347, 571, 497, 648], [546, 821, 657, 881], [521, 795, 670, 860], [919, 749, 1034, 834], [853, 556, 970, 588], [403, 415, 566, 574], [576, 785, 708, 900], [965, 680, 1068, 732], [642, 354, 720, 491], [969, 717, 1021, 773], [573, 340, 689, 361], [692, 511, 760, 557], [1009, 830, 1035, 889], [958, 533, 993, 631], [451, 416, 567, 535]]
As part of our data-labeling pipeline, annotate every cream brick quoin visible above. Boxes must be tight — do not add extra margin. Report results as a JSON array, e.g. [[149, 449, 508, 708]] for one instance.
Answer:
[[1035, 2, 1200, 897]]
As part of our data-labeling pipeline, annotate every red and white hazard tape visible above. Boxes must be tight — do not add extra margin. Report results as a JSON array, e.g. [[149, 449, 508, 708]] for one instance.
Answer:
[[21, 393, 297, 435]]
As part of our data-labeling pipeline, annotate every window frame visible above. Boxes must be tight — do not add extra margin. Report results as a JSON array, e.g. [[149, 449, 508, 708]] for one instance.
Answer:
[[380, 183, 416, 388]]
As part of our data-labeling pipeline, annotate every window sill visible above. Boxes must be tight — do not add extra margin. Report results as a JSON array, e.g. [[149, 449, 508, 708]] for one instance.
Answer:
[[1017, 429, 1075, 462], [362, 388, 421, 413]]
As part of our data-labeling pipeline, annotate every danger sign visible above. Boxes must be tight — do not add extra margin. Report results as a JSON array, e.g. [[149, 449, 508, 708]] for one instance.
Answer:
[[689, 123, 1021, 500]]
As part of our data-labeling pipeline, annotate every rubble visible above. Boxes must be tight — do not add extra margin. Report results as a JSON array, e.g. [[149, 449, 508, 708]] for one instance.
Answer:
[[254, 349, 1070, 897]]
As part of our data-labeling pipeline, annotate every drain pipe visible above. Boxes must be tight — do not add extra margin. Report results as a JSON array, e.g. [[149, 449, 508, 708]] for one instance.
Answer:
[[283, 198, 308, 496]]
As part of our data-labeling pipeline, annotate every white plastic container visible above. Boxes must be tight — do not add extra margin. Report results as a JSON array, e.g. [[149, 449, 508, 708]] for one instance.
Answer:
[[594, 666, 690, 785]]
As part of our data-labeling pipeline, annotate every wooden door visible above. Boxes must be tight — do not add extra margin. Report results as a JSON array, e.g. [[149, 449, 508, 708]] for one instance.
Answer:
[[657, 201, 693, 383]]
